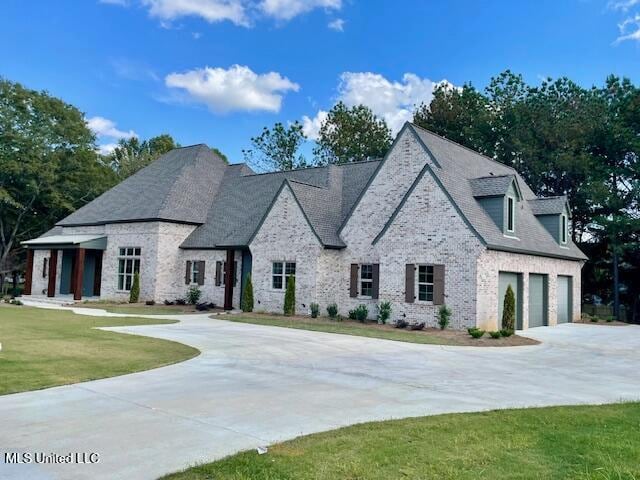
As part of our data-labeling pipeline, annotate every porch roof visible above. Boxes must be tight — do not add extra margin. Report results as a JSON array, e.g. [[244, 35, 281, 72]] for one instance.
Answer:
[[22, 234, 107, 250]]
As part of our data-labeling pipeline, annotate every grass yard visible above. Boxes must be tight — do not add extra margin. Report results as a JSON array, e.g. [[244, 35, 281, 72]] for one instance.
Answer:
[[78, 302, 200, 315], [164, 403, 640, 480], [0, 305, 199, 395], [222, 313, 538, 347]]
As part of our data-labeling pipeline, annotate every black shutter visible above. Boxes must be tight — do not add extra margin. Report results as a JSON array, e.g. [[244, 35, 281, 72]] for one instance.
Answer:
[[349, 264, 359, 298], [215, 261, 222, 286], [233, 261, 238, 286], [405, 264, 415, 303], [433, 265, 445, 305], [371, 264, 380, 299], [197, 261, 205, 286], [185, 261, 192, 285]]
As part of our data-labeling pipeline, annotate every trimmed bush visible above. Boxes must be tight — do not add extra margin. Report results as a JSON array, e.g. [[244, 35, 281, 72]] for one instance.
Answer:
[[241, 274, 254, 313], [145, 300, 155, 306], [489, 331, 501, 339], [499, 328, 513, 337], [186, 285, 202, 305], [284, 277, 295, 316], [468, 328, 485, 339], [175, 298, 186, 305], [129, 272, 140, 303], [348, 309, 358, 320], [377, 301, 392, 324], [409, 322, 425, 331], [327, 303, 338, 319], [501, 285, 516, 332], [437, 304, 452, 330], [354, 304, 368, 322], [310, 302, 319, 318], [164, 299, 175, 306], [395, 319, 409, 329]]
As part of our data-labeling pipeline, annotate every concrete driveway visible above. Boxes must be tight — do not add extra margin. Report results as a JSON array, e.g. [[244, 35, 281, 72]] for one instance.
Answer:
[[1, 313, 639, 480]]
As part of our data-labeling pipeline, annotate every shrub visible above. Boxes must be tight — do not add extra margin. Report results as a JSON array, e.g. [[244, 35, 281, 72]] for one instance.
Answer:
[[9, 299, 23, 306], [395, 319, 409, 329], [354, 304, 368, 322], [186, 286, 202, 305], [590, 317, 599, 323], [129, 272, 140, 303], [348, 309, 357, 320], [310, 302, 319, 318], [175, 298, 186, 306], [469, 328, 485, 339], [283, 277, 295, 316], [409, 322, 425, 331], [489, 331, 501, 339], [501, 285, 516, 331], [437, 304, 452, 330], [606, 316, 615, 323], [377, 301, 392, 324], [327, 303, 338, 319], [164, 299, 175, 306], [499, 328, 513, 337], [241, 274, 254, 313], [145, 300, 155, 306]]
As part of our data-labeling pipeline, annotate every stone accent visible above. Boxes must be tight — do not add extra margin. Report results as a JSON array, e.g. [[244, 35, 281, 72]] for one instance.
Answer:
[[476, 249, 583, 331], [249, 184, 323, 315], [31, 249, 51, 296]]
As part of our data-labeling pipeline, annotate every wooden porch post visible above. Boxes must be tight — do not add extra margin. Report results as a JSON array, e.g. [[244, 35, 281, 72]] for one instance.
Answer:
[[73, 248, 85, 301], [24, 249, 34, 295], [224, 249, 234, 310], [47, 249, 58, 297]]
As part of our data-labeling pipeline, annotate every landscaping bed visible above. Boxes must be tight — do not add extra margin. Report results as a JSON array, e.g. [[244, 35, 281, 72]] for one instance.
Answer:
[[163, 402, 640, 480], [218, 313, 539, 347], [0, 304, 199, 395]]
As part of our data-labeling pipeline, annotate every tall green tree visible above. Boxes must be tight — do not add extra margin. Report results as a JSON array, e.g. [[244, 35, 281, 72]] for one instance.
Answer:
[[243, 121, 307, 172], [106, 134, 178, 180], [0, 78, 114, 285], [313, 102, 393, 164]]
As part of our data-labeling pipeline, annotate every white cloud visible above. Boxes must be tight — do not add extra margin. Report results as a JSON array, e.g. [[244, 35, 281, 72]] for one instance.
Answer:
[[97, 143, 120, 155], [140, 0, 249, 26], [301, 109, 328, 139], [87, 116, 138, 140], [165, 64, 300, 113], [259, 0, 340, 20], [327, 18, 344, 31], [100, 0, 129, 5], [615, 13, 640, 43], [609, 0, 640, 11]]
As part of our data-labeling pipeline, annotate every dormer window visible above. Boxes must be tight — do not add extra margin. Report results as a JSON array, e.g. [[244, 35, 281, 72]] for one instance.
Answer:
[[561, 213, 568, 244], [507, 196, 515, 233]]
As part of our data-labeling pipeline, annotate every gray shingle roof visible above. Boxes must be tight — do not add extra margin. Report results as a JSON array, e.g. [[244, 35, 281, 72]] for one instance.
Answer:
[[58, 145, 227, 226], [528, 196, 570, 216], [470, 175, 517, 197], [409, 124, 586, 260]]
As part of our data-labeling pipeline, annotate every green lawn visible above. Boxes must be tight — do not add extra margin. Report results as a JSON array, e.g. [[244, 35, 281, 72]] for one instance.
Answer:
[[224, 314, 537, 347], [164, 403, 640, 480], [79, 303, 197, 315], [0, 305, 199, 395]]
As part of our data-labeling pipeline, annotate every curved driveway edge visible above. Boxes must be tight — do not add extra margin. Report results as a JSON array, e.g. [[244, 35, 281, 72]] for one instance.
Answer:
[[1, 306, 639, 480]]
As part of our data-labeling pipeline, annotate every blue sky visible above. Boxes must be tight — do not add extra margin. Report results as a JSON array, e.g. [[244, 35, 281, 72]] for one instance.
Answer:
[[2, 0, 640, 162]]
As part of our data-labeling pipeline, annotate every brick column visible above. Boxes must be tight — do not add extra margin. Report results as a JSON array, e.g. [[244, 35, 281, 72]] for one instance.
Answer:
[[224, 249, 234, 310], [47, 249, 58, 297], [73, 248, 85, 301], [23, 250, 34, 295]]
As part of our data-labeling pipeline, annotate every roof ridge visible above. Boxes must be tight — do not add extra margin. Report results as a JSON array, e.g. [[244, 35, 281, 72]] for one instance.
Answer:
[[529, 195, 567, 200], [409, 122, 518, 173], [287, 178, 326, 189]]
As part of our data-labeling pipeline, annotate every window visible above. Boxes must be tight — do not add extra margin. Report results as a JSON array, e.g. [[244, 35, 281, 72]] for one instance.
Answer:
[[360, 264, 373, 297], [118, 247, 141, 291], [191, 261, 200, 284], [272, 261, 296, 290], [507, 196, 515, 232], [417, 265, 434, 302], [561, 214, 568, 244]]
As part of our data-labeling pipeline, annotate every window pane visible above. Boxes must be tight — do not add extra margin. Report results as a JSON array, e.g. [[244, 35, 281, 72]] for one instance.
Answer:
[[134, 248, 141, 256], [285, 262, 296, 275], [125, 275, 132, 290], [361, 281, 372, 297], [426, 284, 433, 301], [418, 284, 427, 301], [418, 265, 426, 283], [118, 259, 125, 275], [127, 248, 134, 256], [272, 262, 283, 275], [134, 259, 140, 273], [125, 259, 132, 274], [285, 276, 295, 288], [119, 248, 126, 256], [508, 198, 514, 231], [272, 275, 283, 289], [361, 264, 372, 279], [118, 275, 124, 290]]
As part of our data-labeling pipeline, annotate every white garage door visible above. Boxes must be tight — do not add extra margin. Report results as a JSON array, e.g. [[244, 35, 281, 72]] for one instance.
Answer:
[[557, 275, 572, 324], [529, 274, 547, 328]]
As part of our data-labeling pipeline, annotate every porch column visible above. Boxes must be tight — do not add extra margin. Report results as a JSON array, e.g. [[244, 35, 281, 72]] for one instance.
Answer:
[[47, 249, 58, 297], [73, 248, 85, 301], [24, 249, 34, 295], [93, 251, 103, 297], [224, 249, 234, 310]]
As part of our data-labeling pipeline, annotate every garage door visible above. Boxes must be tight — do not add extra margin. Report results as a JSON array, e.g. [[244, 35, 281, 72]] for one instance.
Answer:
[[498, 272, 522, 329], [528, 274, 547, 328], [557, 275, 572, 324]]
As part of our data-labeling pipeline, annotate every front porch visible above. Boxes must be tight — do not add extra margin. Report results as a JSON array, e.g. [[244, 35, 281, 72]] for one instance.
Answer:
[[22, 235, 106, 301]]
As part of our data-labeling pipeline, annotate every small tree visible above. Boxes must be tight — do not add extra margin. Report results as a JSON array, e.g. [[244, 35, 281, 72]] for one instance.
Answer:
[[129, 272, 140, 303], [502, 285, 516, 332], [377, 301, 392, 324], [186, 285, 202, 305], [437, 304, 452, 330], [241, 274, 254, 312], [283, 277, 295, 316]]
